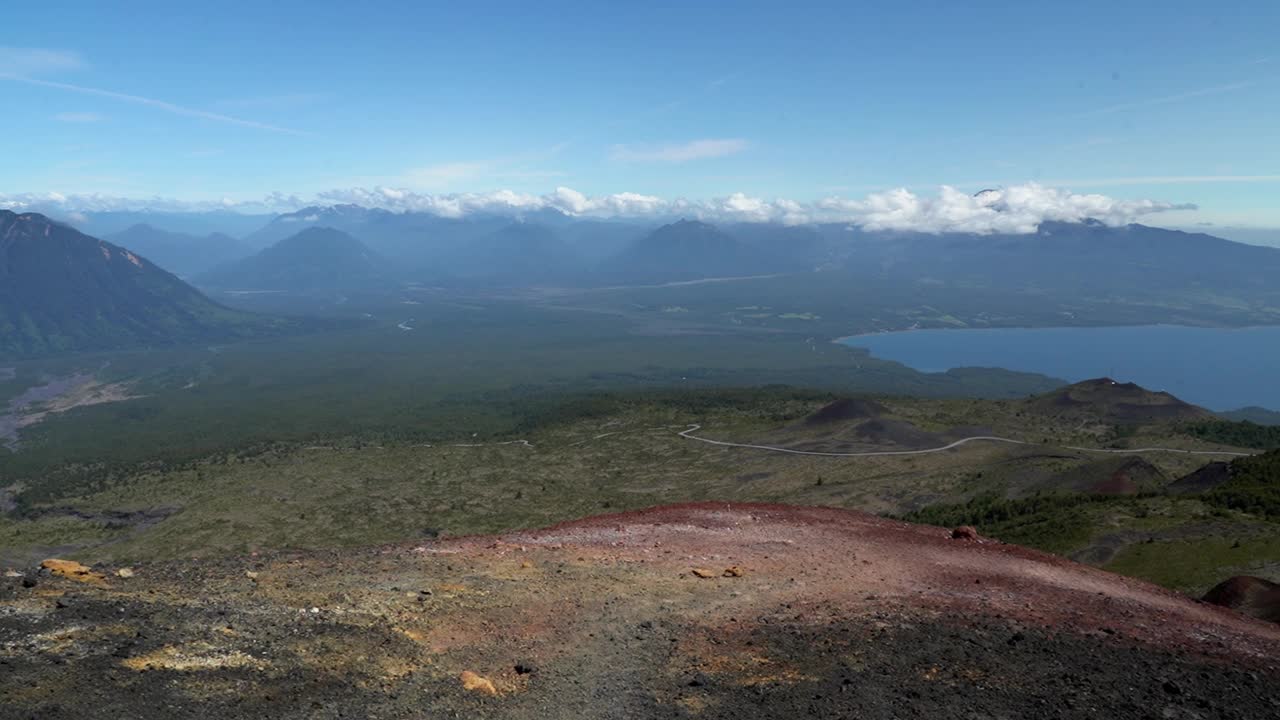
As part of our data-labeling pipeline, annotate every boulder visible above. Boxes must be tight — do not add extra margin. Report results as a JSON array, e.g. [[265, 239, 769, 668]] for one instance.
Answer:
[[460, 670, 498, 695], [40, 558, 107, 585]]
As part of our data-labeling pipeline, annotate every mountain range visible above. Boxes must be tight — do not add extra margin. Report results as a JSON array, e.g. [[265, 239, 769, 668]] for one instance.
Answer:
[[80, 206, 1280, 294], [21, 199, 1279, 294], [12, 202, 1280, 356]]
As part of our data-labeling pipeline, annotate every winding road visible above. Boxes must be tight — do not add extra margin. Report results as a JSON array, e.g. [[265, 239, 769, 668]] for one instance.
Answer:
[[304, 424, 1254, 459], [676, 424, 1255, 458]]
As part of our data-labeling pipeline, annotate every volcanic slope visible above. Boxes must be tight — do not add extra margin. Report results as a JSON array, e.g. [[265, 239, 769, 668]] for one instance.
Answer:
[[1203, 575, 1280, 624], [1026, 377, 1213, 424], [2, 503, 1277, 719]]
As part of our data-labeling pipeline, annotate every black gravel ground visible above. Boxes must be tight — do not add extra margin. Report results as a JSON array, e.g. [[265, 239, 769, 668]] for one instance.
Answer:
[[2, 575, 1276, 720]]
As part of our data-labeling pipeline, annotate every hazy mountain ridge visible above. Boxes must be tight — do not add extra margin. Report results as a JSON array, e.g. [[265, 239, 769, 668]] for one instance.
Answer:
[[58, 209, 276, 240], [846, 220, 1280, 292], [197, 227, 386, 292], [599, 219, 782, 283], [436, 222, 582, 284], [107, 223, 251, 277]]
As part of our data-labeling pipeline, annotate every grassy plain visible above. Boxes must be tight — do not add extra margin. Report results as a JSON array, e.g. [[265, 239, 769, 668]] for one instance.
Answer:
[[3, 387, 1273, 595]]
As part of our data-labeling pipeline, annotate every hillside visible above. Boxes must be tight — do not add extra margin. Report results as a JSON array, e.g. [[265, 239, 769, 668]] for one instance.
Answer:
[[1203, 575, 1280, 624], [726, 221, 827, 269], [106, 223, 250, 277], [841, 220, 1280, 294], [436, 222, 580, 284], [600, 219, 778, 283], [0, 211, 277, 357], [197, 227, 385, 292], [2, 503, 1276, 719]]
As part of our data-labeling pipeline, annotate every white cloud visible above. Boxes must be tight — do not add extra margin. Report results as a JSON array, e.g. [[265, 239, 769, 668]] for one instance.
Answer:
[[53, 111, 104, 123], [0, 191, 240, 214], [0, 183, 1194, 233], [610, 138, 748, 163], [0, 47, 83, 75], [0, 75, 312, 136], [543, 187, 666, 216]]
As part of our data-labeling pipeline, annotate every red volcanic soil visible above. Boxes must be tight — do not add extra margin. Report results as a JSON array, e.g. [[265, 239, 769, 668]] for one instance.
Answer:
[[2, 503, 1277, 719], [471, 503, 1279, 660]]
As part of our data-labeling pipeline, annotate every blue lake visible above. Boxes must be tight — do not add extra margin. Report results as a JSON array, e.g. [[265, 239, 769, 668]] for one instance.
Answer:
[[840, 325, 1280, 411]]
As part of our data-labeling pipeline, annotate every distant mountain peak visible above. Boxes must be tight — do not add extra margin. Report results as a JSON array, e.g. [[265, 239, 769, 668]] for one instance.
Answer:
[[196, 226, 383, 292], [600, 219, 781, 283], [670, 217, 711, 228]]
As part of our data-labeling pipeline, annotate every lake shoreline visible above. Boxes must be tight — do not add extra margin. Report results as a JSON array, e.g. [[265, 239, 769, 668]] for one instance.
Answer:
[[832, 322, 1280, 346], [836, 324, 1280, 412]]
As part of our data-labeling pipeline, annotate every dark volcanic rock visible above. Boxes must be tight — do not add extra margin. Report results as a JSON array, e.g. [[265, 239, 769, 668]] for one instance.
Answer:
[[1202, 576, 1280, 624], [801, 398, 888, 426], [1027, 378, 1212, 423], [1168, 461, 1234, 495]]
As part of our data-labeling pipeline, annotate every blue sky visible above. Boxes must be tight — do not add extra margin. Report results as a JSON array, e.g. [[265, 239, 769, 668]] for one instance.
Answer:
[[2, 0, 1278, 227]]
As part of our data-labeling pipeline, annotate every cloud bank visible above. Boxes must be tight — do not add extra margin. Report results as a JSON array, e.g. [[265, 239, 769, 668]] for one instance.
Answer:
[[312, 183, 1196, 232], [0, 183, 1194, 234], [816, 185, 1196, 233]]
